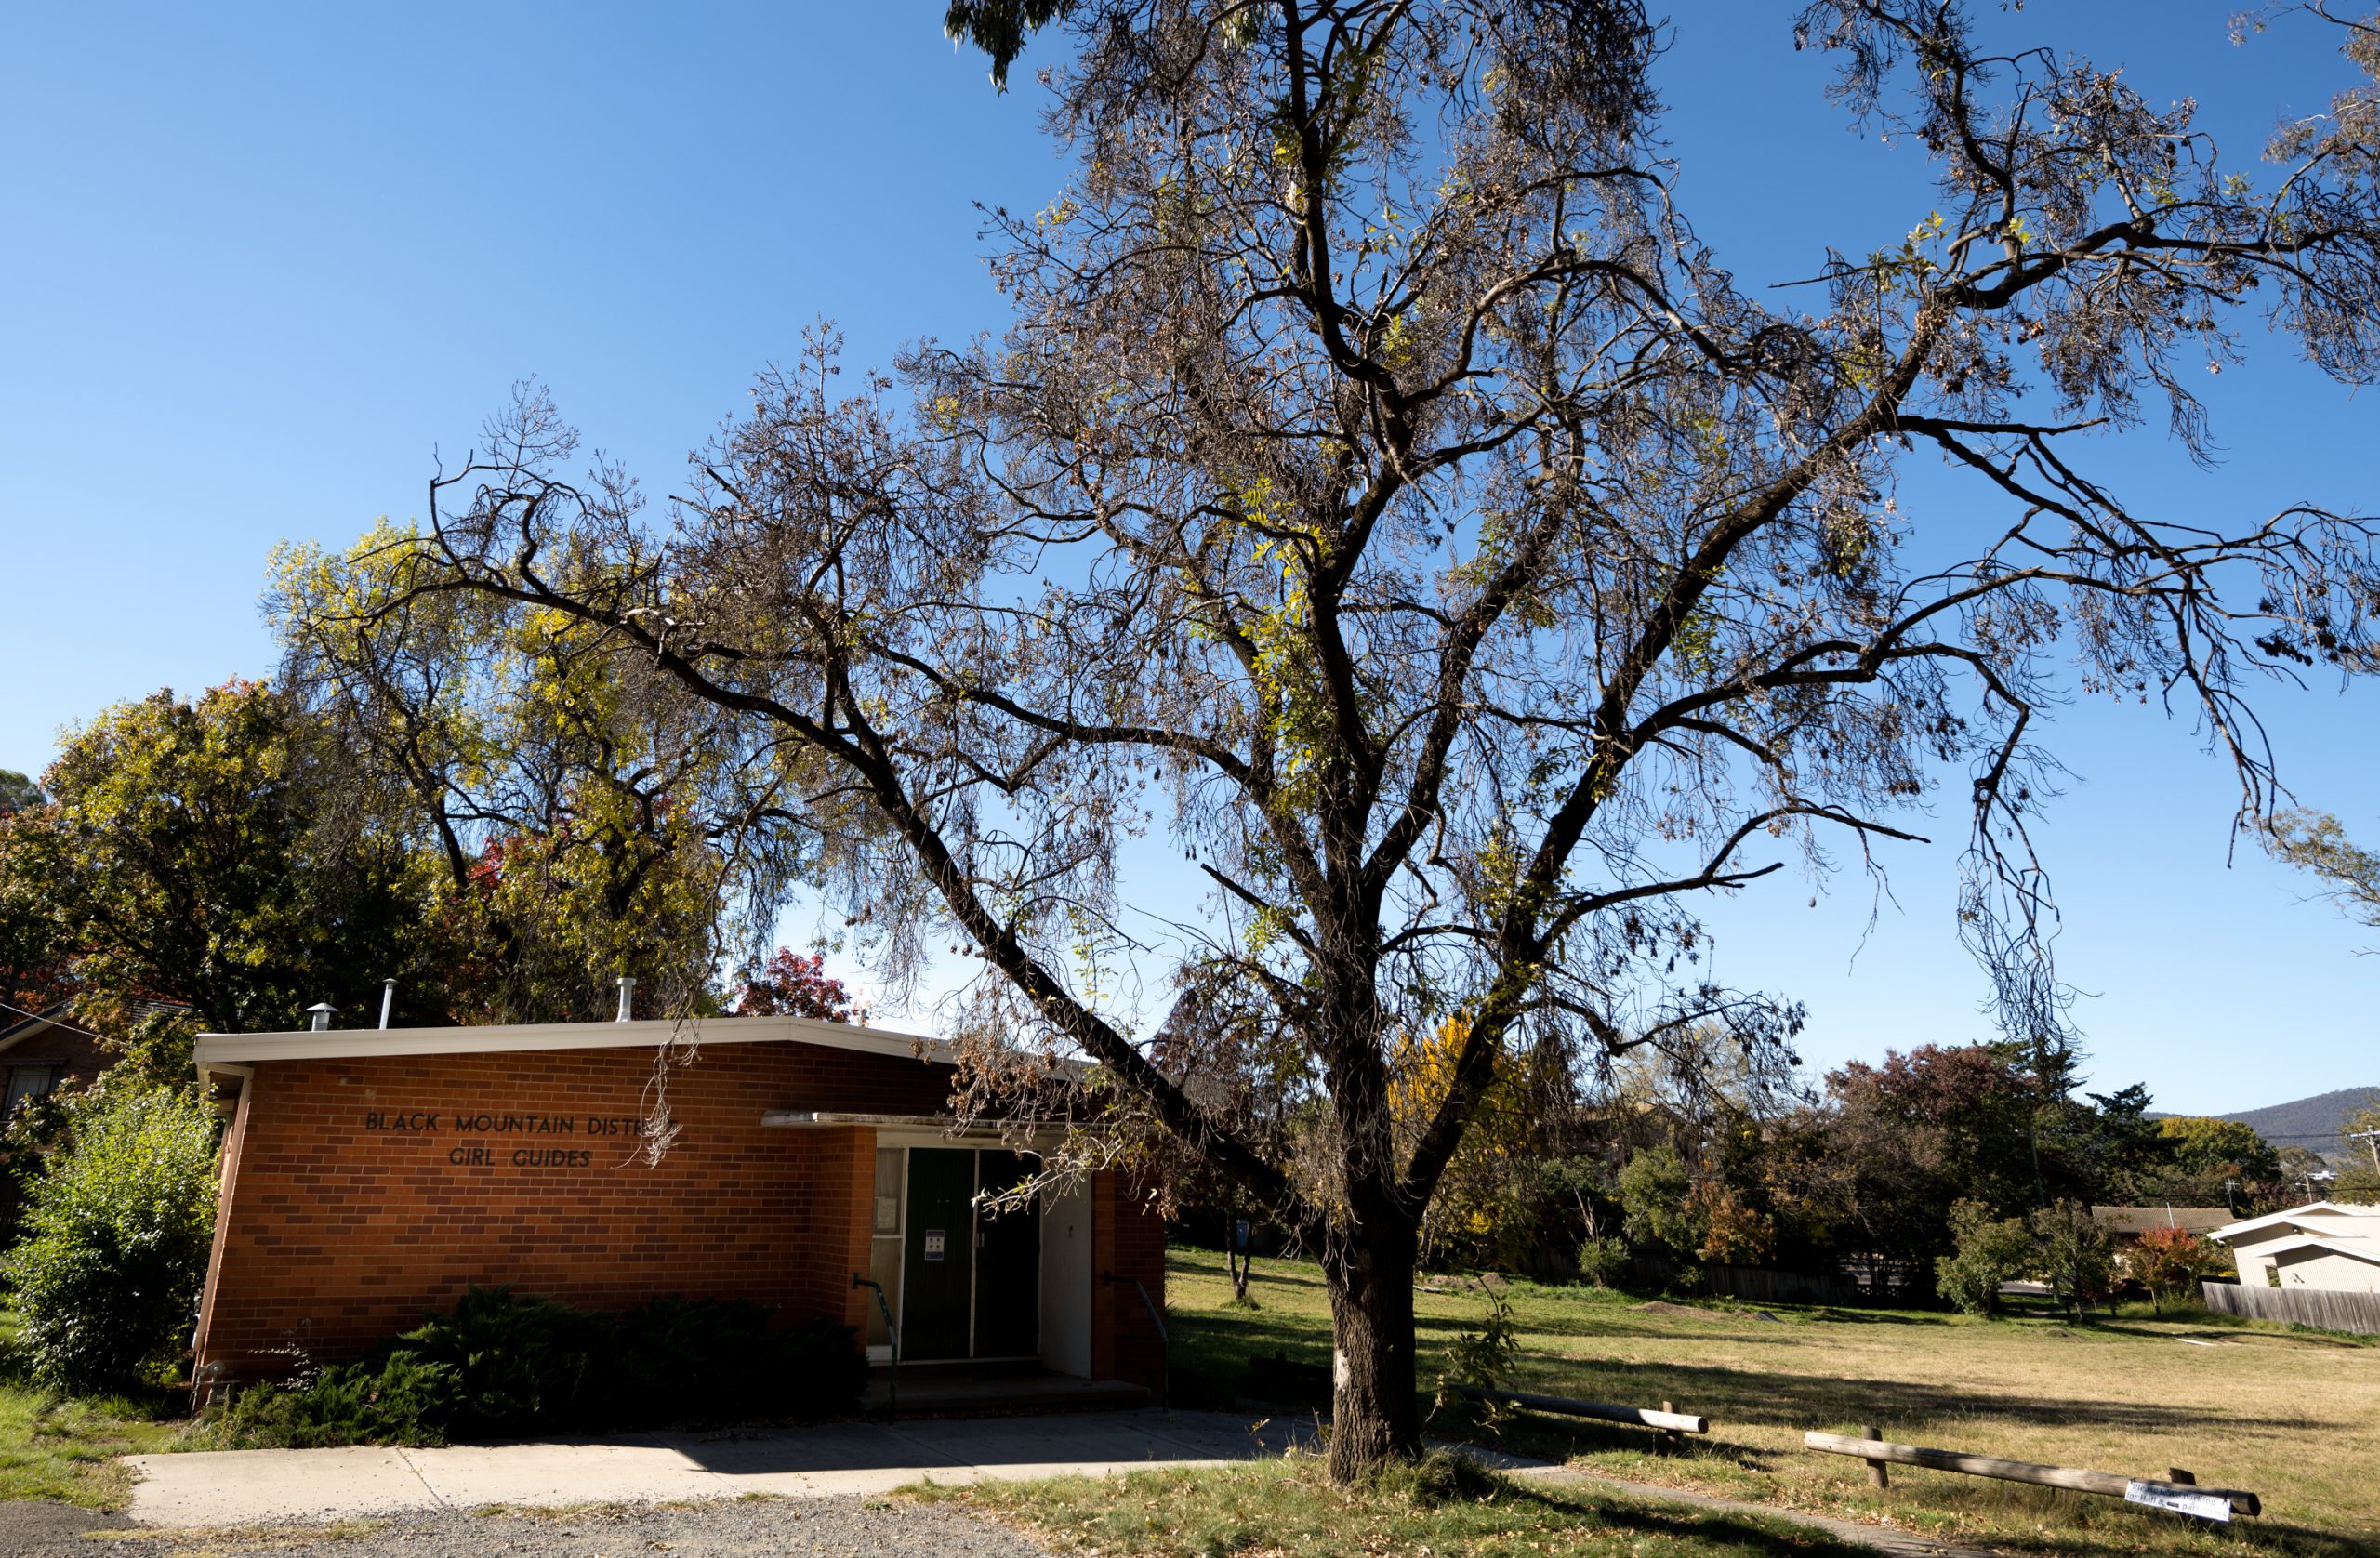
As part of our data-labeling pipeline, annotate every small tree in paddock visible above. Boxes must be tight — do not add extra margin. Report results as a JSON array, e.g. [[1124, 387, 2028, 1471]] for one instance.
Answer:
[[1936, 1199, 2033, 1316], [284, 3, 2380, 1475], [2125, 1224, 2232, 1313]]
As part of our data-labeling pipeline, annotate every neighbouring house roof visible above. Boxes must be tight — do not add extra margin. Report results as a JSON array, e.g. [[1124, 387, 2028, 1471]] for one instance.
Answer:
[[2, 997, 192, 1058], [192, 1012, 951, 1084], [2210, 1202, 2380, 1244], [2093, 1206, 2235, 1236], [2254, 1232, 2380, 1269], [0, 1001, 86, 1058], [0, 1002, 68, 1046]]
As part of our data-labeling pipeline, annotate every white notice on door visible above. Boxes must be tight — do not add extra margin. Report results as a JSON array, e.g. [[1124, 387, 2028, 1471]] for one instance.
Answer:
[[2122, 1481, 2231, 1522], [924, 1229, 946, 1261]]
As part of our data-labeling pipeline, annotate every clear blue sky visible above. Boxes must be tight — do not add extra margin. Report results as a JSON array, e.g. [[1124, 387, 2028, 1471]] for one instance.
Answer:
[[3, 4, 2373, 1115]]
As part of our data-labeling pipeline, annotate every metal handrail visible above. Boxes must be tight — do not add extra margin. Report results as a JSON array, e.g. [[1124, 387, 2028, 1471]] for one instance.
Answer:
[[1104, 1269, 1168, 1406], [852, 1274, 899, 1419]]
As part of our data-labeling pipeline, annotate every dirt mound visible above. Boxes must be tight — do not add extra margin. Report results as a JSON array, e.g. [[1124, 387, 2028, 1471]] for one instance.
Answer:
[[1634, 1300, 1779, 1323]]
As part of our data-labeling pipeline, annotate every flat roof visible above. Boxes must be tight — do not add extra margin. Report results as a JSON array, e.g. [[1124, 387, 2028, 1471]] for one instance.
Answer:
[[2093, 1206, 2235, 1234], [193, 1013, 950, 1074]]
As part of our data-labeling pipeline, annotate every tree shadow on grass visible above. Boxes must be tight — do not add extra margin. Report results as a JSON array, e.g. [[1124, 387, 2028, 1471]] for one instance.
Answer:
[[1498, 1475, 1881, 1558], [1480, 1438, 2376, 1558], [2088, 1318, 2373, 1351], [1483, 1353, 2350, 1439]]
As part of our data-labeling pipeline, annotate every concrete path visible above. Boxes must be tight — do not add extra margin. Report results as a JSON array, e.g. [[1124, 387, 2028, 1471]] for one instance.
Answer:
[[124, 1412, 2008, 1557], [122, 1408, 1317, 1527]]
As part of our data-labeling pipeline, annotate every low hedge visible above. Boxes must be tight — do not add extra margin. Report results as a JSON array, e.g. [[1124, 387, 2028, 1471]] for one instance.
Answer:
[[217, 1286, 865, 1446]]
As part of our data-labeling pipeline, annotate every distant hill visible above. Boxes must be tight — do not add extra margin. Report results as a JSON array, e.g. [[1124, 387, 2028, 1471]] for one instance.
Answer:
[[2200, 1088, 2378, 1156]]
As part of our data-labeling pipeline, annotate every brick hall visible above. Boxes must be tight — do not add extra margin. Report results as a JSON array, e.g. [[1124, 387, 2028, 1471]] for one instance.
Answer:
[[189, 1012, 1167, 1405]]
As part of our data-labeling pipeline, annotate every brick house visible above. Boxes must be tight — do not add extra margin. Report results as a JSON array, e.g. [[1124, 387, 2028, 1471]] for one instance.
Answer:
[[0, 1002, 119, 1232], [191, 1013, 1167, 1401], [0, 1002, 112, 1120]]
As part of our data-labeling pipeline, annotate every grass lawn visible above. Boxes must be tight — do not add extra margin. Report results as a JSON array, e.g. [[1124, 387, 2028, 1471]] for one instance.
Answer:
[[0, 1308, 182, 1510], [0, 1382, 179, 1509], [937, 1247, 2378, 1558]]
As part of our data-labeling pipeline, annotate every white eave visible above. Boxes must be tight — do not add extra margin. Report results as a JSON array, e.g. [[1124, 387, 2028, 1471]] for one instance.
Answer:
[[2209, 1201, 2371, 1243], [192, 1013, 949, 1077], [2254, 1231, 2380, 1267]]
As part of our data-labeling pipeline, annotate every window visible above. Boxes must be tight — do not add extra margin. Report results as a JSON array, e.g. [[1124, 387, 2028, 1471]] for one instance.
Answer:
[[873, 1148, 902, 1235], [866, 1148, 906, 1353], [4, 1065, 60, 1117]]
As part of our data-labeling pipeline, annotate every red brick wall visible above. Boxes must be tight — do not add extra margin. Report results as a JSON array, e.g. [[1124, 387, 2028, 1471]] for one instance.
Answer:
[[195, 1038, 949, 1381], [0, 1021, 112, 1086], [1091, 1168, 1169, 1395]]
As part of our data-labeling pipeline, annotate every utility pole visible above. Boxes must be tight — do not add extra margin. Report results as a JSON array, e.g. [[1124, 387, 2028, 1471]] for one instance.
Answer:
[[2349, 1129, 2380, 1176]]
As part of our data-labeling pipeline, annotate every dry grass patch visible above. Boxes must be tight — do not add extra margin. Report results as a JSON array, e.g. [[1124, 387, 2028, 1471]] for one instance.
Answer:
[[1167, 1246, 2379, 1558], [921, 1454, 1882, 1558]]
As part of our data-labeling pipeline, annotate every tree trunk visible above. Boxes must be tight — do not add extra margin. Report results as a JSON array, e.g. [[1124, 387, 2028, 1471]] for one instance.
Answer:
[[1321, 1218, 1422, 1480]]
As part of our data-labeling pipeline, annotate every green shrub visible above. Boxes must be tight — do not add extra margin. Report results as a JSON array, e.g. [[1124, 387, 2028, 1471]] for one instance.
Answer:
[[389, 1285, 599, 1437], [1934, 1198, 2032, 1316], [2028, 1198, 2115, 1316], [4, 1083, 218, 1391], [1617, 1146, 1696, 1258], [216, 1351, 459, 1448], [1440, 1285, 1519, 1393], [1574, 1235, 1629, 1287], [218, 1287, 865, 1446]]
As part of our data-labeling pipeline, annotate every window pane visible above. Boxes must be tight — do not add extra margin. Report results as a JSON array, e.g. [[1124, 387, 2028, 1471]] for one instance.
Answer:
[[873, 1148, 902, 1235], [4, 1066, 58, 1116]]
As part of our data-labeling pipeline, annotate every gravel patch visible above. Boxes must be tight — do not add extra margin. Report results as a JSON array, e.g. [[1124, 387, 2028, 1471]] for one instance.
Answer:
[[0, 1494, 1052, 1558]]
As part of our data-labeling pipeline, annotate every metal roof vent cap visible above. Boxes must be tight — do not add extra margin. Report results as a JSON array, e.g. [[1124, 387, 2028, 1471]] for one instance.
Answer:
[[306, 1002, 337, 1033], [615, 977, 636, 1023]]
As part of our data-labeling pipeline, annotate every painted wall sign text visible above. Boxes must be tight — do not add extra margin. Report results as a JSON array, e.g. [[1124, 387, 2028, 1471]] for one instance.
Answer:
[[359, 1110, 647, 1173], [361, 1111, 645, 1137]]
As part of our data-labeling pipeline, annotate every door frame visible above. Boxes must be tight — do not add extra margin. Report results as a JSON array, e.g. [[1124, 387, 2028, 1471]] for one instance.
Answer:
[[874, 1137, 1045, 1366]]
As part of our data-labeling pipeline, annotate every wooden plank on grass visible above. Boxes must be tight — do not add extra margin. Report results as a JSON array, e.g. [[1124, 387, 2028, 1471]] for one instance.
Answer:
[[1450, 1384, 1707, 1433], [1803, 1431, 2259, 1519]]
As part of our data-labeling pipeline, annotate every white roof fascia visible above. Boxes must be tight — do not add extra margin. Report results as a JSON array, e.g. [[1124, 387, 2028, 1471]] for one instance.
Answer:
[[2259, 1232, 2380, 1267], [192, 1013, 949, 1070], [2210, 1202, 2359, 1242]]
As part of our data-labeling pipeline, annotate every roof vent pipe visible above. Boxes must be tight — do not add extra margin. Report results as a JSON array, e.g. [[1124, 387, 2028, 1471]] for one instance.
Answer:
[[378, 979, 396, 1031], [306, 1001, 337, 1033], [615, 976, 636, 1023]]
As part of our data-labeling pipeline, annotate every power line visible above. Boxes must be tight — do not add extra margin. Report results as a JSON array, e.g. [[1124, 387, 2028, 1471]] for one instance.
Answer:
[[0, 997, 107, 1044]]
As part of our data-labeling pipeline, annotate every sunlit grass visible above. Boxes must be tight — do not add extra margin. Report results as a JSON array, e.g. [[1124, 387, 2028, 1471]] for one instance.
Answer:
[[1138, 1245, 2378, 1558], [922, 1453, 1881, 1558], [0, 1305, 183, 1510], [0, 1380, 180, 1510]]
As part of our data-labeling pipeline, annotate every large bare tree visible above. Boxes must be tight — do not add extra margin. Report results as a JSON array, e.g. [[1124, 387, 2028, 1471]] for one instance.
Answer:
[[284, 1, 2380, 1475]]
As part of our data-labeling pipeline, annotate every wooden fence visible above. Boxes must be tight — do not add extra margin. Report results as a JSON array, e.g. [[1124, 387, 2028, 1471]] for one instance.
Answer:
[[2201, 1280, 2380, 1335], [1699, 1262, 1868, 1307]]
